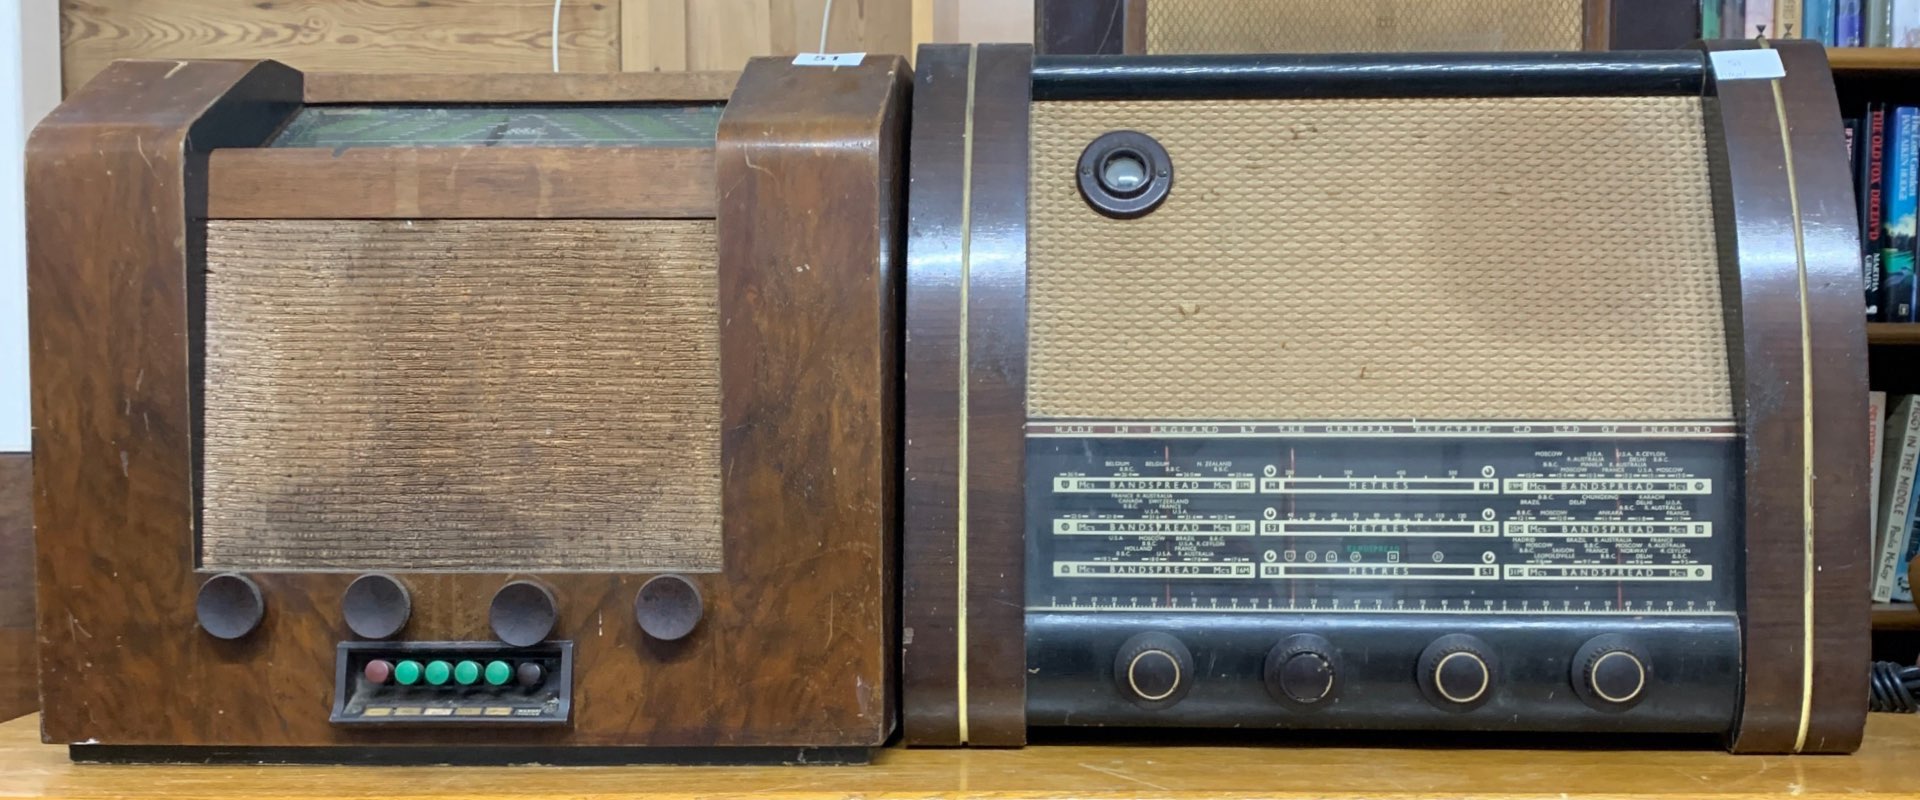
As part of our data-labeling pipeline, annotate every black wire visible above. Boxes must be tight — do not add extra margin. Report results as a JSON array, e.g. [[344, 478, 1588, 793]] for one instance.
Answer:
[[1869, 661, 1920, 713]]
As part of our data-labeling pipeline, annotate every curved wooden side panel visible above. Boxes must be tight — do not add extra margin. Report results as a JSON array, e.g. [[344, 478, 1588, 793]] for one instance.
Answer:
[[902, 43, 1033, 746], [1775, 40, 1873, 758], [1702, 39, 1870, 755], [715, 54, 911, 747], [26, 59, 303, 744]]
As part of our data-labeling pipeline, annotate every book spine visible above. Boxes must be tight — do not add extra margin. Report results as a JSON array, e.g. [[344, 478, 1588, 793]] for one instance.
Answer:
[[1887, 107, 1917, 322], [1899, 0, 1920, 45], [1807, 0, 1837, 42], [1897, 475, 1920, 602], [1726, 0, 1750, 36], [1840, 0, 1866, 44], [1705, 0, 1723, 37], [1869, 0, 1894, 44], [1872, 391, 1888, 559], [1748, 0, 1777, 34], [1863, 106, 1887, 321], [1778, 0, 1805, 36], [1873, 397, 1919, 601]]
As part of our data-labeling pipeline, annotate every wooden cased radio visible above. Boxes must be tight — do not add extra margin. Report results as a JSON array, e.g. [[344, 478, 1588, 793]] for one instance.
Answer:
[[27, 57, 906, 761], [1035, 0, 1704, 55], [902, 41, 1868, 752]]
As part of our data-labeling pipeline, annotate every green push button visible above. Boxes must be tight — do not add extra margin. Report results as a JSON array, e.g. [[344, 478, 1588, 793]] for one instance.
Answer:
[[424, 660, 452, 686], [484, 660, 512, 686], [393, 660, 423, 686], [454, 660, 480, 686]]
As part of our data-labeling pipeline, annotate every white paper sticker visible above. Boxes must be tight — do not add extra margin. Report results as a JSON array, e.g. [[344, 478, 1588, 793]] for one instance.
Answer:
[[793, 52, 866, 67], [1709, 49, 1786, 81]]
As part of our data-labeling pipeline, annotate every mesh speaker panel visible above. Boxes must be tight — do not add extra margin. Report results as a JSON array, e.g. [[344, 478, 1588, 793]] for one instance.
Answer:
[[1028, 96, 1730, 421], [1145, 0, 1586, 53], [200, 220, 722, 571]]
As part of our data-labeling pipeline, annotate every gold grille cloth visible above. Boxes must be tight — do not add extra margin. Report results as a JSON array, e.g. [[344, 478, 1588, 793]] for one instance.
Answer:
[[200, 219, 722, 571], [1028, 96, 1730, 421], [1145, 0, 1586, 53]]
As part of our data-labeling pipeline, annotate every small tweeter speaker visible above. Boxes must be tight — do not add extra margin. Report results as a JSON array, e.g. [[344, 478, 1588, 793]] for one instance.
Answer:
[[1077, 131, 1172, 219]]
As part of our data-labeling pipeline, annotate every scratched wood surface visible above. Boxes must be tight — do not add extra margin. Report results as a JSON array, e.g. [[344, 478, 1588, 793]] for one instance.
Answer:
[[620, 0, 912, 71], [60, 0, 622, 93], [1, 711, 1918, 798], [61, 1, 911, 95]]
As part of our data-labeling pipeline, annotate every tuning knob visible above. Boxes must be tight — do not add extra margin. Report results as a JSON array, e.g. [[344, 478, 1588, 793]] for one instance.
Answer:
[[1418, 634, 1495, 711], [1572, 635, 1648, 710], [1113, 632, 1194, 707], [1264, 633, 1337, 708]]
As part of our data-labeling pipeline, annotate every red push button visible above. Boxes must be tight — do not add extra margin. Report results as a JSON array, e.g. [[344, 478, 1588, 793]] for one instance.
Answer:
[[363, 659, 394, 685]]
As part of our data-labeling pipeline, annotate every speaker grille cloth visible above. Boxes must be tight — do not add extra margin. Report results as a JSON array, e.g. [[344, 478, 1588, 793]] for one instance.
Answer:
[[201, 220, 721, 571], [1145, 0, 1585, 53], [1028, 97, 1730, 421]]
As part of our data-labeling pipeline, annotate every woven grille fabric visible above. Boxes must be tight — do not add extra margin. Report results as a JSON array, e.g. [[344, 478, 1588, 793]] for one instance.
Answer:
[[1028, 96, 1731, 421], [201, 220, 722, 571], [1146, 0, 1586, 53]]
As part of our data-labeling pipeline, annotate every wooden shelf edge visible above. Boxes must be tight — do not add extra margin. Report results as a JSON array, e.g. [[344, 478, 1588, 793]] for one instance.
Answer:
[[1872, 602, 1920, 631], [1827, 47, 1920, 72], [1867, 322, 1920, 345]]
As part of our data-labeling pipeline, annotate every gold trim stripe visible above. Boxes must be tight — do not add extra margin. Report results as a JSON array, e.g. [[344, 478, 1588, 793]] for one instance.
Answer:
[[955, 44, 979, 745], [1757, 40, 1816, 754]]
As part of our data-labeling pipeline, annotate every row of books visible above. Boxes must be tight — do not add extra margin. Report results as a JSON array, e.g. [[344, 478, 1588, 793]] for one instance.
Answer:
[[1704, 1, 1920, 45], [1871, 393, 1920, 601], [1850, 106, 1918, 321]]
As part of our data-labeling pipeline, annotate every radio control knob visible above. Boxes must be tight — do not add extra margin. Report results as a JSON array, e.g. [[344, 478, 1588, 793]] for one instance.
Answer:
[[1264, 633, 1337, 707], [1114, 632, 1193, 707], [1419, 634, 1495, 710], [1573, 635, 1648, 709]]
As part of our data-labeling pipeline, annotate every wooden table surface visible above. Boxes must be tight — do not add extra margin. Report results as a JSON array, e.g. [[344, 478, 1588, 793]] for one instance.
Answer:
[[0, 712, 1915, 799]]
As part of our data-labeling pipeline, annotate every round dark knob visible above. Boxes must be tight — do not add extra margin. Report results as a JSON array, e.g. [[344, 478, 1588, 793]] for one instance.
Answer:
[[1418, 634, 1495, 710], [1264, 633, 1337, 707], [196, 573, 264, 640], [1113, 632, 1194, 707], [489, 580, 558, 647], [635, 575, 703, 641], [1572, 635, 1649, 710], [342, 573, 411, 639]]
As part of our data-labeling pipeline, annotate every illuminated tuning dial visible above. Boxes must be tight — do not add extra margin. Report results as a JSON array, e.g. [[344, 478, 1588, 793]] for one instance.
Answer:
[[1113, 632, 1194, 707]]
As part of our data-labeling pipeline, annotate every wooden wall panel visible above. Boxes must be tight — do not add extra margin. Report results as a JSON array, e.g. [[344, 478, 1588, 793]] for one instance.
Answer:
[[621, 0, 912, 72], [0, 454, 33, 722], [61, 0, 621, 94]]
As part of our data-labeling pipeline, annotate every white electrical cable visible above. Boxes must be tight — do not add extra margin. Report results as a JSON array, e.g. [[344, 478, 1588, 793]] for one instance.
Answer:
[[551, 0, 563, 72], [818, 0, 835, 52]]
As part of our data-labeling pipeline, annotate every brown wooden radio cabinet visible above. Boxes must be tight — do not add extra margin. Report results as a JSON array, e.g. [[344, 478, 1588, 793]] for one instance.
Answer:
[[26, 56, 907, 762]]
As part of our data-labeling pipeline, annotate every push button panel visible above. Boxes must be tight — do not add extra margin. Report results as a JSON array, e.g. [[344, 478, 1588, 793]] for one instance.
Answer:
[[331, 641, 573, 726]]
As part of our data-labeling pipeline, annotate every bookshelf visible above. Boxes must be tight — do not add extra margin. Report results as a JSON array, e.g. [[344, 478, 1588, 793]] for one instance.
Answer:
[[1835, 48, 1920, 646], [1827, 47, 1920, 72]]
